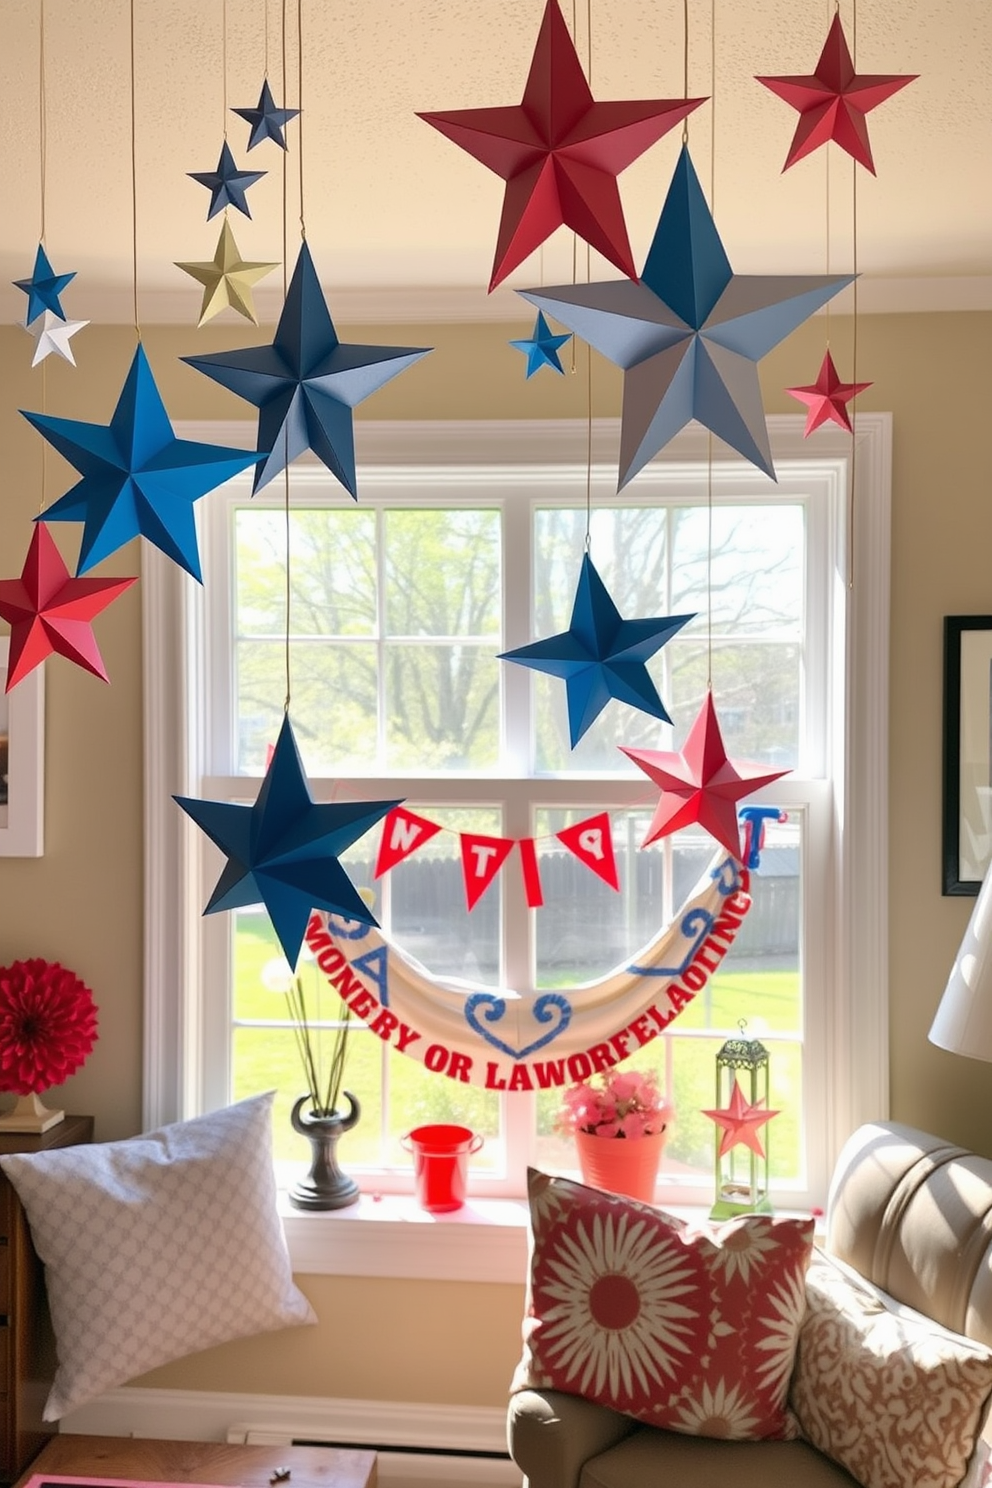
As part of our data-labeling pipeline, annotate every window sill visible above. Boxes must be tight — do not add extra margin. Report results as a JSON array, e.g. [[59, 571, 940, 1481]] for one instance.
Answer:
[[279, 1192, 532, 1283]]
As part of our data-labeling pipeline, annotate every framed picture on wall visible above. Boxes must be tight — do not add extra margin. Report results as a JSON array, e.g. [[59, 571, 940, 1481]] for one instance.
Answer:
[[0, 640, 44, 857], [943, 615, 992, 895]]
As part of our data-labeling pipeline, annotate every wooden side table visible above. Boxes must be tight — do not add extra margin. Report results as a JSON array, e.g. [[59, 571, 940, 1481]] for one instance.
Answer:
[[0, 1115, 95, 1485], [14, 1436, 377, 1488]]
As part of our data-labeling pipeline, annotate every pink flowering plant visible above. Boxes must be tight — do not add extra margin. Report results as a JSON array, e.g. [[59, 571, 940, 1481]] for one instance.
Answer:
[[555, 1067, 674, 1141]]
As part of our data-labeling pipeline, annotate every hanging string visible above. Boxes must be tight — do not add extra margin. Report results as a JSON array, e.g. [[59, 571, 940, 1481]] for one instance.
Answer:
[[222, 0, 228, 139], [281, 0, 292, 712], [129, 0, 139, 340], [705, 0, 715, 686], [264, 0, 269, 79], [297, 0, 305, 239], [682, 0, 689, 139], [37, 0, 48, 512], [585, 243, 593, 550], [281, 0, 289, 293], [848, 0, 859, 589]]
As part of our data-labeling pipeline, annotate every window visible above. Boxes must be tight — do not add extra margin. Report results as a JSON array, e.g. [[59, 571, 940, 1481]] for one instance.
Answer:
[[145, 415, 890, 1229]]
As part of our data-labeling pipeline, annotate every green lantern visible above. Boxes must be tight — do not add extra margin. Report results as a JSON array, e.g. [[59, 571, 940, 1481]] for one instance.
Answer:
[[709, 1021, 775, 1220]]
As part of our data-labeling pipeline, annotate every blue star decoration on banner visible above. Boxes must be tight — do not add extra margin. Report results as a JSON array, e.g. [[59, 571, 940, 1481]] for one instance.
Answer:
[[14, 243, 76, 323], [21, 343, 265, 578], [498, 552, 694, 747], [519, 144, 854, 485], [183, 240, 432, 496], [175, 713, 403, 970], [232, 79, 300, 150], [188, 140, 266, 219], [509, 311, 572, 378]]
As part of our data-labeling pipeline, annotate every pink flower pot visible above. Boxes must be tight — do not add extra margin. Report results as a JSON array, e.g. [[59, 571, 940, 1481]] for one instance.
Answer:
[[574, 1128, 668, 1204]]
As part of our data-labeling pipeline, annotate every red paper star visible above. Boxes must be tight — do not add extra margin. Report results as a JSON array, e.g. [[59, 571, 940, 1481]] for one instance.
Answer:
[[418, 0, 705, 290], [0, 523, 136, 691], [620, 691, 790, 859], [787, 350, 872, 435], [703, 1078, 780, 1159], [756, 13, 916, 174]]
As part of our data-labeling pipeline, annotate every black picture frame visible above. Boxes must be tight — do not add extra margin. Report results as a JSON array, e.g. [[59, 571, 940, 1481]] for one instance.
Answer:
[[943, 615, 992, 894]]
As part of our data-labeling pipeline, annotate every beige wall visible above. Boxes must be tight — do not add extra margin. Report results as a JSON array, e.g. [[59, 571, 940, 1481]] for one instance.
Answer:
[[1, 308, 990, 1408]]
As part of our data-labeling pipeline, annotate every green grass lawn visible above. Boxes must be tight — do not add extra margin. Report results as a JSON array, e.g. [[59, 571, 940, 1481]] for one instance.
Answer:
[[232, 913, 802, 1179]]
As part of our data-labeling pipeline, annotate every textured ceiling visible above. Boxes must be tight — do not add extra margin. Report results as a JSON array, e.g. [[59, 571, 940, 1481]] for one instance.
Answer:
[[0, 0, 989, 325]]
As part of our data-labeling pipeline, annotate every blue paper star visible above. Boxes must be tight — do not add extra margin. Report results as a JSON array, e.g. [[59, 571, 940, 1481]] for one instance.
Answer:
[[519, 144, 854, 485], [183, 241, 432, 496], [232, 79, 300, 150], [509, 311, 572, 378], [498, 552, 694, 747], [188, 140, 266, 219], [14, 243, 76, 324], [21, 344, 265, 579], [175, 713, 403, 969]]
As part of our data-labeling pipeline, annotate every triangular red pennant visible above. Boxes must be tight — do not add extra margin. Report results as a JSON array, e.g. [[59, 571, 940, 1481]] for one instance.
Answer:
[[375, 807, 443, 877], [556, 812, 620, 890], [460, 833, 515, 911], [517, 837, 544, 909]]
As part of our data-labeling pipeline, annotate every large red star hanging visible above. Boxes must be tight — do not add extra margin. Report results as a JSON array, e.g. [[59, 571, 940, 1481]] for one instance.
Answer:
[[0, 523, 136, 691], [418, 0, 705, 290], [787, 349, 872, 435], [756, 13, 916, 174], [703, 1078, 780, 1159], [620, 691, 790, 859]]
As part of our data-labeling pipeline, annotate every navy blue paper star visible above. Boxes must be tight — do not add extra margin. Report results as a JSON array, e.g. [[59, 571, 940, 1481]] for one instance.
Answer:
[[509, 311, 572, 378], [22, 344, 265, 578], [183, 241, 432, 496], [14, 243, 76, 324], [188, 140, 266, 219], [175, 713, 403, 969], [232, 79, 300, 150], [519, 144, 854, 485], [499, 552, 694, 747]]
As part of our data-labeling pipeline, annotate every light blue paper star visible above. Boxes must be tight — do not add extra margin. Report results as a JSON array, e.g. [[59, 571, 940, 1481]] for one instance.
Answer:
[[499, 552, 694, 747], [519, 144, 855, 485], [188, 140, 266, 219], [232, 79, 300, 150], [14, 243, 76, 324], [183, 241, 432, 496], [509, 311, 572, 378], [21, 344, 265, 579], [175, 713, 403, 969]]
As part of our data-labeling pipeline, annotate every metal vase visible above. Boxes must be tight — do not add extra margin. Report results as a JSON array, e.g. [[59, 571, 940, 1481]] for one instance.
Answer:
[[289, 1090, 361, 1210]]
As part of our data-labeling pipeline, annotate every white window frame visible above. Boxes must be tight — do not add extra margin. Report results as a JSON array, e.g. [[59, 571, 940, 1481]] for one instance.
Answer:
[[143, 414, 890, 1278]]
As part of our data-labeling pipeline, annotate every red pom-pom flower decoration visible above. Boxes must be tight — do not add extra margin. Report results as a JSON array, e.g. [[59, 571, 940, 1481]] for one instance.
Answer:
[[0, 959, 98, 1095]]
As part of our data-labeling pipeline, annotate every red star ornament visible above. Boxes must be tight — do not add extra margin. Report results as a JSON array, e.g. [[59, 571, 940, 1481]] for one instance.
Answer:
[[0, 523, 136, 691], [418, 0, 705, 290], [620, 691, 790, 859], [703, 1077, 780, 1159], [756, 13, 916, 174], [787, 349, 872, 435]]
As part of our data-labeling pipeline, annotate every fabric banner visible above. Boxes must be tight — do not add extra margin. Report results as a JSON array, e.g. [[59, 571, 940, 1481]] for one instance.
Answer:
[[303, 848, 752, 1090]]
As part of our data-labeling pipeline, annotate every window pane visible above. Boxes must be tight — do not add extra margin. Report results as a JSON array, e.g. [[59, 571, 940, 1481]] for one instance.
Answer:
[[671, 505, 804, 637], [384, 643, 499, 769], [384, 509, 500, 638], [236, 639, 378, 774], [667, 643, 801, 768], [386, 806, 502, 983], [235, 507, 377, 637]]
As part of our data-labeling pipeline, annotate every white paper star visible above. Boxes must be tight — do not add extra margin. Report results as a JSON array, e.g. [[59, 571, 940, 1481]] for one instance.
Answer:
[[23, 311, 88, 367]]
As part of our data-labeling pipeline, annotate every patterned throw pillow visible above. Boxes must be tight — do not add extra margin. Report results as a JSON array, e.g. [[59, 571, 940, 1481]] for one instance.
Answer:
[[512, 1167, 814, 1440], [0, 1093, 316, 1420], [790, 1250, 992, 1488]]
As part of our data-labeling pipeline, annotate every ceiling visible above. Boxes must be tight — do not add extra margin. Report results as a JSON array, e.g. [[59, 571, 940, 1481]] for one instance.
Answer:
[[0, 0, 989, 327]]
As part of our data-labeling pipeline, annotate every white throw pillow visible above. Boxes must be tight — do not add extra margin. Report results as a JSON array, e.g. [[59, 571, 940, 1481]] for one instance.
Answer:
[[0, 1092, 316, 1420]]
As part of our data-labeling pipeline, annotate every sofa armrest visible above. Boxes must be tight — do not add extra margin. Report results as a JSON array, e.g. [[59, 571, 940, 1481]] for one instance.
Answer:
[[508, 1388, 638, 1488]]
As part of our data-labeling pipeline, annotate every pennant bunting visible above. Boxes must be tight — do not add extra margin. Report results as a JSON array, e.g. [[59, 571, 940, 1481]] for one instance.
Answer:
[[460, 833, 515, 911], [375, 806, 444, 876]]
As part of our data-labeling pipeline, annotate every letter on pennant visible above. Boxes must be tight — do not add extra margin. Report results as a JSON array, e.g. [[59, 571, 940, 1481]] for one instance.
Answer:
[[375, 806, 443, 876], [460, 833, 515, 910], [556, 812, 619, 890]]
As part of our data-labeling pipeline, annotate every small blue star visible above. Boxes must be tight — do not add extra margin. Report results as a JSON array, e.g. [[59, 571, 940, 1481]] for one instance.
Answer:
[[188, 140, 266, 220], [509, 311, 572, 378], [232, 79, 300, 151], [21, 344, 265, 578], [175, 713, 403, 969], [183, 241, 431, 496], [14, 244, 76, 324], [499, 552, 694, 747]]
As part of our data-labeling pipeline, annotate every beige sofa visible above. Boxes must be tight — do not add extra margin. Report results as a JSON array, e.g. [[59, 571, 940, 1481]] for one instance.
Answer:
[[507, 1120, 992, 1487]]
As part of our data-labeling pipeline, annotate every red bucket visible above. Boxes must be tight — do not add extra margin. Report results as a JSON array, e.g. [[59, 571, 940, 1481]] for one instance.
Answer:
[[401, 1124, 484, 1213]]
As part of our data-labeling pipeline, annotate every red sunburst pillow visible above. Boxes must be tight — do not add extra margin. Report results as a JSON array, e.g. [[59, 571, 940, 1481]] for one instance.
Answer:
[[512, 1168, 814, 1441]]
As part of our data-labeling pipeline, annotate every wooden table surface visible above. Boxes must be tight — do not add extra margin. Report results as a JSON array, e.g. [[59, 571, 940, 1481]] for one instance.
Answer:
[[14, 1436, 376, 1488]]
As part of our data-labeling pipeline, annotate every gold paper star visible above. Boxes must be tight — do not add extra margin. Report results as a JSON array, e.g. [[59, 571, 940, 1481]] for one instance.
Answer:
[[175, 219, 278, 326]]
